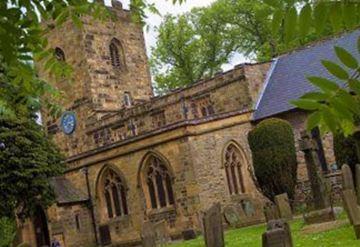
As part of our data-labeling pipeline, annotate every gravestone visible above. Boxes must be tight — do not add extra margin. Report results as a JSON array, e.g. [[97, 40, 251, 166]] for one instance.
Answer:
[[275, 193, 293, 221], [299, 131, 331, 210], [141, 221, 156, 247], [264, 202, 280, 222], [223, 205, 241, 227], [262, 219, 293, 247], [342, 189, 360, 239], [202, 203, 224, 247], [300, 131, 335, 224], [356, 164, 360, 205], [342, 164, 355, 191], [153, 220, 171, 246], [241, 199, 256, 217]]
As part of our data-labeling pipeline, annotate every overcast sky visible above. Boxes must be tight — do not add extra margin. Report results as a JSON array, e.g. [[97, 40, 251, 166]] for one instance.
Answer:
[[104, 0, 247, 71]]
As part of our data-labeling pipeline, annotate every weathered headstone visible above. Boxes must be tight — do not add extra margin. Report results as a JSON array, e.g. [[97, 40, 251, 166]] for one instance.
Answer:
[[262, 219, 293, 247], [223, 205, 241, 227], [355, 164, 360, 205], [202, 203, 224, 247], [141, 221, 156, 247], [264, 202, 280, 223], [299, 131, 331, 210], [342, 164, 355, 191], [275, 193, 293, 221], [153, 220, 171, 246], [303, 207, 335, 225], [342, 189, 360, 239]]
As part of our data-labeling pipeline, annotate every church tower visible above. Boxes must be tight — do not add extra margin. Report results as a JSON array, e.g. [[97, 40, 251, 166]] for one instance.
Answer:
[[38, 0, 153, 155]]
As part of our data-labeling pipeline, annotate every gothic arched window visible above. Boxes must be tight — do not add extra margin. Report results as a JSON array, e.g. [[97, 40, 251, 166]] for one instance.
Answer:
[[54, 47, 65, 62], [224, 143, 246, 195], [102, 169, 128, 218], [109, 38, 124, 69], [145, 155, 174, 209]]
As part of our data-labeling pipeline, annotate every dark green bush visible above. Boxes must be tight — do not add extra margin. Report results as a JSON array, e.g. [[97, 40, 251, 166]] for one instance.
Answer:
[[248, 118, 298, 202], [333, 133, 359, 182]]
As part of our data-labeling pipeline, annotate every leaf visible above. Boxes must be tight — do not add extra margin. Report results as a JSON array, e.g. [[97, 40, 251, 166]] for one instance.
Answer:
[[290, 99, 322, 110], [301, 92, 328, 101], [348, 79, 360, 95], [299, 4, 312, 38], [334, 46, 358, 69], [322, 107, 338, 133], [284, 7, 297, 44], [306, 111, 321, 131], [307, 76, 339, 93], [321, 60, 349, 80]]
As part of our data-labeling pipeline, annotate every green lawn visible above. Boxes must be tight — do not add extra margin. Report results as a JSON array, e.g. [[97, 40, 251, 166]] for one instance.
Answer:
[[171, 217, 359, 247]]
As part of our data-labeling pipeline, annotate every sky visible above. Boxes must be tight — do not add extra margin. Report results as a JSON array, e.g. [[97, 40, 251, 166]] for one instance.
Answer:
[[104, 0, 247, 71]]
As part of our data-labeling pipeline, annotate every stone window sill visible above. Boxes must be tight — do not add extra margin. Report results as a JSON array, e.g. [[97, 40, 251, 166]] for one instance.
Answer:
[[146, 205, 175, 216], [104, 214, 130, 225]]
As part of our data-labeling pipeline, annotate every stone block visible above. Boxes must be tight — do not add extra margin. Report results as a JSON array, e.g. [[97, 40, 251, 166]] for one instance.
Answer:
[[262, 219, 293, 247], [202, 203, 224, 247], [303, 207, 335, 225], [275, 193, 293, 221], [342, 164, 355, 191]]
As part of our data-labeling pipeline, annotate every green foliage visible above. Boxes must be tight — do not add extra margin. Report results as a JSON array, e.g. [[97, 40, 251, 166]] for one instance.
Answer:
[[0, 0, 109, 117], [0, 116, 64, 220], [333, 133, 359, 175], [151, 0, 274, 93], [151, 0, 357, 92], [0, 217, 16, 247], [248, 118, 297, 201], [291, 37, 360, 136], [264, 0, 360, 136]]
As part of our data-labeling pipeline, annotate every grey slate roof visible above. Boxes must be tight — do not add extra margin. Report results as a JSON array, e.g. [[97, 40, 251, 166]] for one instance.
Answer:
[[50, 177, 88, 205], [254, 29, 360, 121]]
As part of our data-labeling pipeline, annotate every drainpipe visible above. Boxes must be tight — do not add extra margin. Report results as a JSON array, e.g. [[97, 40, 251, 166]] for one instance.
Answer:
[[82, 167, 99, 245]]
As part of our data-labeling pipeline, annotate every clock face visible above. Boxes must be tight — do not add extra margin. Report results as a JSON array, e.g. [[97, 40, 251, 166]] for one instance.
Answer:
[[60, 112, 76, 135]]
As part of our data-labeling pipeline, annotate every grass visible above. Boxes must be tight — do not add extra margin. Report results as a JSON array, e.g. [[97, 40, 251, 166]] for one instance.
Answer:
[[171, 215, 359, 247]]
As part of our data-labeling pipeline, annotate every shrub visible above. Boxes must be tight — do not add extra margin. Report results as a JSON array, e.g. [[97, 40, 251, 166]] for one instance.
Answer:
[[248, 118, 298, 202], [333, 133, 359, 182], [0, 217, 16, 247]]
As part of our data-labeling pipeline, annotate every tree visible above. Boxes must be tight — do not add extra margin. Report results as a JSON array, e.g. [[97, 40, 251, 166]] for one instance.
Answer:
[[263, 0, 360, 136], [151, 0, 347, 92], [151, 0, 280, 93], [248, 118, 298, 202], [0, 115, 64, 220]]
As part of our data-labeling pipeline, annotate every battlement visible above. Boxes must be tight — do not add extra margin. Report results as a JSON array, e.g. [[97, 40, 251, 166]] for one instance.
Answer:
[[47, 62, 270, 160]]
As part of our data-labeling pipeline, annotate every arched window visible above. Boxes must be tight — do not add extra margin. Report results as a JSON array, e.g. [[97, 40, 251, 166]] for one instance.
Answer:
[[109, 38, 124, 69], [54, 47, 65, 62], [224, 143, 246, 195], [102, 169, 128, 218], [145, 155, 174, 209]]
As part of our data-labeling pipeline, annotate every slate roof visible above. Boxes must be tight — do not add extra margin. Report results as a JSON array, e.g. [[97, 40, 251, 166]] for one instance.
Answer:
[[254, 29, 360, 120], [50, 177, 88, 205]]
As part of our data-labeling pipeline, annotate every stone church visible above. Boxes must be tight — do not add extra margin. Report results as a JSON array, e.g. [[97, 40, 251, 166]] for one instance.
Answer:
[[16, 0, 360, 246]]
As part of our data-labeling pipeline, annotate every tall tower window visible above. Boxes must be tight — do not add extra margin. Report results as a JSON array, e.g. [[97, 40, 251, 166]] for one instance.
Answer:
[[109, 38, 125, 69], [54, 47, 65, 62]]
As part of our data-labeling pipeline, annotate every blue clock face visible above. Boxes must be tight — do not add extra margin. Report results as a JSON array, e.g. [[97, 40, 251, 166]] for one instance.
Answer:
[[61, 112, 76, 135]]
